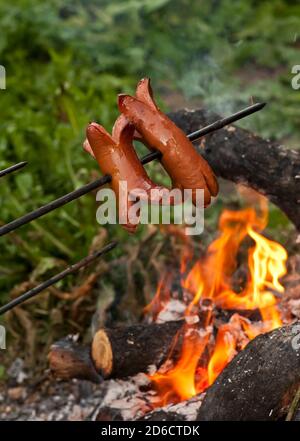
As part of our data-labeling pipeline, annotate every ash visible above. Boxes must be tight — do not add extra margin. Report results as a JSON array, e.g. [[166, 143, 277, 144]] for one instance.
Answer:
[[0, 369, 203, 421]]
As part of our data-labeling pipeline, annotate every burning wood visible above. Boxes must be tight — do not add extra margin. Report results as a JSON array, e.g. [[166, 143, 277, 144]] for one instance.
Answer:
[[48, 200, 298, 420], [145, 199, 287, 407], [198, 321, 300, 421]]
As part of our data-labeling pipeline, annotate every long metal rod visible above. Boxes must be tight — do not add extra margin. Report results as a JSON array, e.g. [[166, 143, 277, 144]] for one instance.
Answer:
[[0, 161, 28, 179], [0, 102, 265, 238], [188, 102, 265, 140], [0, 241, 118, 315]]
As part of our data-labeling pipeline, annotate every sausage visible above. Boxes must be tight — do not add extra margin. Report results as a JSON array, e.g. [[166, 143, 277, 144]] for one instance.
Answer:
[[84, 114, 141, 158], [118, 78, 219, 207], [85, 120, 171, 233]]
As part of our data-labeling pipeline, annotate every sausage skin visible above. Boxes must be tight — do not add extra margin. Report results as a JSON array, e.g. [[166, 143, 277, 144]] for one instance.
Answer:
[[86, 121, 171, 232], [118, 78, 219, 207]]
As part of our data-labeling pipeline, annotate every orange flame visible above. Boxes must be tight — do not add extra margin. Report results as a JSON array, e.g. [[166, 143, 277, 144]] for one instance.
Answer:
[[147, 199, 288, 406], [143, 273, 172, 321], [207, 313, 249, 384], [150, 326, 210, 405]]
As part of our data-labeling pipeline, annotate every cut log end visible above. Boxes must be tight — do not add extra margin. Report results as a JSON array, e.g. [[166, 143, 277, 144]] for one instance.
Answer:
[[92, 329, 113, 378]]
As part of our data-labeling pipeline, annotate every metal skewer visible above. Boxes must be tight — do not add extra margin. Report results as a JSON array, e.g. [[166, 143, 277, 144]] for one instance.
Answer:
[[0, 241, 118, 315], [188, 102, 265, 140], [0, 102, 265, 238], [0, 161, 28, 179], [0, 102, 266, 315]]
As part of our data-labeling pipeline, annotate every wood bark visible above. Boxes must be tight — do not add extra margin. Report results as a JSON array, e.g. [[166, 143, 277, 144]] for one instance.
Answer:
[[197, 321, 300, 421], [169, 108, 300, 230], [49, 306, 260, 383], [48, 337, 102, 383], [49, 320, 185, 382], [91, 320, 185, 379]]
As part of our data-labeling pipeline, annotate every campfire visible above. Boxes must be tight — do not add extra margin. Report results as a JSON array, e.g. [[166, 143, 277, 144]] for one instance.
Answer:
[[49, 196, 299, 421], [144, 197, 287, 406]]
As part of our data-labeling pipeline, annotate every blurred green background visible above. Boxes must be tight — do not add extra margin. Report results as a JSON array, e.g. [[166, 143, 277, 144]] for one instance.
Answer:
[[0, 0, 299, 370]]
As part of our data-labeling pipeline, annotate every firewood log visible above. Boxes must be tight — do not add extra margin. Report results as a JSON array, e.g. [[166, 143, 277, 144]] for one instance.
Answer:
[[49, 304, 259, 383], [48, 337, 102, 383], [91, 320, 184, 378], [197, 321, 300, 421], [49, 320, 185, 382]]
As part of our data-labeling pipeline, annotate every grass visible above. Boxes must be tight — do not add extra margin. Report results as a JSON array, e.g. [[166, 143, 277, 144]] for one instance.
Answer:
[[0, 0, 298, 367]]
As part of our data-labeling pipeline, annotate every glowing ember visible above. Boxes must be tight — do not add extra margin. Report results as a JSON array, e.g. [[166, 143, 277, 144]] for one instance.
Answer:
[[146, 199, 288, 406]]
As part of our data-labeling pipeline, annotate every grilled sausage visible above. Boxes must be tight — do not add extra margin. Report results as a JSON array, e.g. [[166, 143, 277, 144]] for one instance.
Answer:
[[85, 120, 171, 233], [118, 78, 219, 207], [84, 114, 140, 159]]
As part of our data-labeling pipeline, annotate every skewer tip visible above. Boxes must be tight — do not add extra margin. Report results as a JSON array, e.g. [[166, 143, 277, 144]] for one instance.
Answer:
[[0, 161, 28, 179], [255, 102, 267, 109]]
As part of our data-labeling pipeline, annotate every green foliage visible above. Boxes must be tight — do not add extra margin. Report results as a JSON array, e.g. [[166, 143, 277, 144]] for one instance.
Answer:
[[0, 0, 298, 312]]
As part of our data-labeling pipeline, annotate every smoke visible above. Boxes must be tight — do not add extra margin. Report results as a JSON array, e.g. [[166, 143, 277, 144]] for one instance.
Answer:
[[178, 55, 238, 116]]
